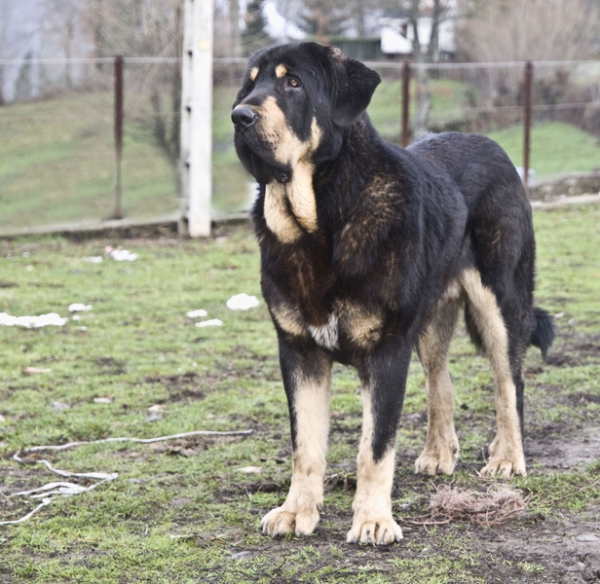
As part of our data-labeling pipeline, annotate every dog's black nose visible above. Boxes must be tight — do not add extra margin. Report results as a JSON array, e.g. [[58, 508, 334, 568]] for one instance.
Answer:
[[232, 107, 258, 129]]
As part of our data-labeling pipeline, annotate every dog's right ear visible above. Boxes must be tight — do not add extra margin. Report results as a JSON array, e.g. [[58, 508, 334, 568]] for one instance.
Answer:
[[328, 50, 381, 127]]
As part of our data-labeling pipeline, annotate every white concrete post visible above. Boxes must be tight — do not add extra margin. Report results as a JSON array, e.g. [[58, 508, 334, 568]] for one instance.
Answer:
[[180, 0, 213, 237], [179, 0, 193, 235]]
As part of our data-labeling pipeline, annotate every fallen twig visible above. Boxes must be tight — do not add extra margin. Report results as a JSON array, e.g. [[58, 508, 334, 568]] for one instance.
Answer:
[[1, 429, 253, 527], [0, 499, 52, 526], [14, 429, 253, 455]]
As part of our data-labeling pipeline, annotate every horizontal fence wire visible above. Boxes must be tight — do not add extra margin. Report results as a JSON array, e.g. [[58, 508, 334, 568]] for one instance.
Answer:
[[2, 57, 599, 67], [0, 56, 599, 234]]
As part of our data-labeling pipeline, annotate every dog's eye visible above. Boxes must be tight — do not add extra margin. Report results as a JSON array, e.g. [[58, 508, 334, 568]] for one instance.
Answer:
[[287, 77, 301, 89]]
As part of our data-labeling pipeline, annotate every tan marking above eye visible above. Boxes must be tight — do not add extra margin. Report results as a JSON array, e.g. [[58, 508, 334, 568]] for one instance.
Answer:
[[249, 67, 259, 82], [275, 64, 288, 78]]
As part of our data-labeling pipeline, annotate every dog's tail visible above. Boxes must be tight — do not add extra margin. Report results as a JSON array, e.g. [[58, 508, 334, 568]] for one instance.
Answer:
[[529, 307, 555, 361]]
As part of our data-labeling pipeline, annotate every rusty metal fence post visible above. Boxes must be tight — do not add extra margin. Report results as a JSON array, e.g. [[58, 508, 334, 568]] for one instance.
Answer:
[[401, 61, 411, 148], [523, 60, 533, 194], [113, 55, 124, 220]]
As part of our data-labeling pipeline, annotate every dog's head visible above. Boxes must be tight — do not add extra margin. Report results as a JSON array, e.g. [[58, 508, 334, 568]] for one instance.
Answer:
[[232, 43, 381, 184]]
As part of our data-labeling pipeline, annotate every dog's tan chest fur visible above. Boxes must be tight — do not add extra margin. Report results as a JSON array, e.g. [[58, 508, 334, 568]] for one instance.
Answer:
[[259, 102, 322, 243], [264, 160, 318, 243], [272, 298, 383, 351]]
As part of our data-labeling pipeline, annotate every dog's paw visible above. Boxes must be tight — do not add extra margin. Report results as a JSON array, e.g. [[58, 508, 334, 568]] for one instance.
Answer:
[[414, 439, 459, 475], [480, 457, 526, 477], [261, 505, 320, 537], [480, 439, 526, 477], [346, 515, 403, 546]]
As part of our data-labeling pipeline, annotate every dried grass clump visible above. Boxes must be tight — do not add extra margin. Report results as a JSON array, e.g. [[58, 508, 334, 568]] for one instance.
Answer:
[[405, 484, 530, 527]]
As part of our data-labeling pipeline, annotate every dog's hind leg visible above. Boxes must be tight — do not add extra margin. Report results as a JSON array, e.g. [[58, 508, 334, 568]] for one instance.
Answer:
[[460, 268, 527, 477], [261, 338, 332, 537], [347, 338, 411, 545], [415, 293, 461, 475]]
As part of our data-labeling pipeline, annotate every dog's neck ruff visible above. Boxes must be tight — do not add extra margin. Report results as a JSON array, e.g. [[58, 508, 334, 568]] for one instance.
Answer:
[[260, 114, 323, 244], [264, 160, 318, 243]]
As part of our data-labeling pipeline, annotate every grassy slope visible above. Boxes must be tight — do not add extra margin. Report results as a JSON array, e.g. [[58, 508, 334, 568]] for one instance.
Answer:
[[366, 78, 475, 141], [0, 204, 599, 583], [212, 86, 259, 213], [3, 80, 600, 229], [487, 121, 600, 178], [0, 93, 179, 229]]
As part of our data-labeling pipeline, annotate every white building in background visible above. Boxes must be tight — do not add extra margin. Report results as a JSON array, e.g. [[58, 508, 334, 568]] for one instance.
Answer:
[[0, 0, 44, 101], [380, 14, 456, 59], [1, 0, 91, 102], [261, 0, 305, 43], [258, 0, 457, 60]]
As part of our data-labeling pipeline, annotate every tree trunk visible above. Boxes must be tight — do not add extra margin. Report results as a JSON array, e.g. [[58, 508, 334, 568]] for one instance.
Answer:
[[413, 60, 431, 139], [410, 0, 431, 139], [170, 4, 183, 164], [229, 0, 241, 57]]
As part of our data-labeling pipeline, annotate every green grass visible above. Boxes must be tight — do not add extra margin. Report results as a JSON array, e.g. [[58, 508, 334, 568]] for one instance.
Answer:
[[0, 93, 180, 229], [0, 204, 599, 582], [487, 120, 600, 178], [0, 87, 254, 226], [368, 77, 477, 140], [212, 86, 259, 213]]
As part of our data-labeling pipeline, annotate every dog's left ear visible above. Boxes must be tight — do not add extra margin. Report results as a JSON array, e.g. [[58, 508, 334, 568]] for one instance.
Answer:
[[329, 53, 381, 127]]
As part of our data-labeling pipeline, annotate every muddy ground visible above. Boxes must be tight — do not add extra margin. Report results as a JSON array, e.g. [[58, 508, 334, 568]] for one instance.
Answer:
[[2, 329, 599, 583], [189, 327, 600, 584]]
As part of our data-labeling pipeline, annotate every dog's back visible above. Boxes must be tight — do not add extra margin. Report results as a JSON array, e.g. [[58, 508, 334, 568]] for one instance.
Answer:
[[409, 132, 527, 215], [409, 132, 554, 356]]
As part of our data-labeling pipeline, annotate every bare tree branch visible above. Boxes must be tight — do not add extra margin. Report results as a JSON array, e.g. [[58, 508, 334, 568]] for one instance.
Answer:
[[458, 0, 600, 63]]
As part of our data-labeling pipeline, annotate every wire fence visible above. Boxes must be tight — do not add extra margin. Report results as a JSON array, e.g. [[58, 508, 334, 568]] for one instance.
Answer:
[[0, 56, 182, 233], [1, 55, 599, 234]]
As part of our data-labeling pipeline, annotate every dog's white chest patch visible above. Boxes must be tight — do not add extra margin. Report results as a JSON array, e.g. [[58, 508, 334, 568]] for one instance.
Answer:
[[308, 313, 339, 350]]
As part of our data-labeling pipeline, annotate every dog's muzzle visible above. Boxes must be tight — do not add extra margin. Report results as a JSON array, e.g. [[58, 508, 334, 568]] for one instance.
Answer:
[[232, 106, 258, 130]]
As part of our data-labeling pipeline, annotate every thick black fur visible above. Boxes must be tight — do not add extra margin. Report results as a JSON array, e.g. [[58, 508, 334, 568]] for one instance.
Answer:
[[232, 43, 553, 486]]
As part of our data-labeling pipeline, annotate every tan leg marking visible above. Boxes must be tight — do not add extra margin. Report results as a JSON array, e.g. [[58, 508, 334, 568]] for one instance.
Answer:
[[460, 268, 526, 476], [415, 297, 460, 475], [347, 387, 402, 545], [261, 367, 332, 537]]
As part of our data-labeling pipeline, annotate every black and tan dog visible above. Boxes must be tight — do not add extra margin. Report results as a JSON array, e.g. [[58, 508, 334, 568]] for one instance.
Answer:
[[231, 42, 554, 545]]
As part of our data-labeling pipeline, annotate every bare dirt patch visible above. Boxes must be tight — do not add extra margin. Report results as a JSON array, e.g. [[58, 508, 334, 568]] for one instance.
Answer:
[[198, 326, 600, 583], [145, 371, 207, 402], [527, 429, 600, 471], [205, 490, 600, 584]]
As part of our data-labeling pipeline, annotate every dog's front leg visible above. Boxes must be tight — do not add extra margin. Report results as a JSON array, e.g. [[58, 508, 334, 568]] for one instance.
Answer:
[[261, 337, 332, 537], [347, 339, 411, 545]]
